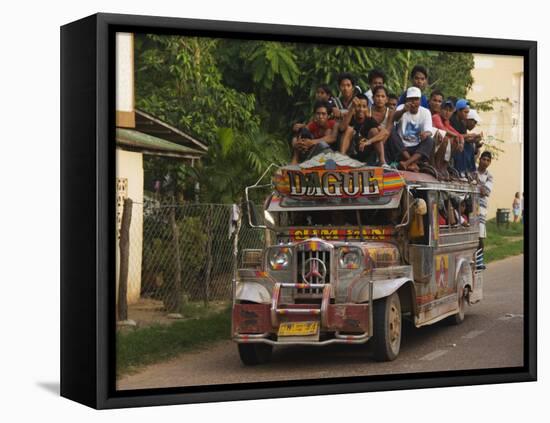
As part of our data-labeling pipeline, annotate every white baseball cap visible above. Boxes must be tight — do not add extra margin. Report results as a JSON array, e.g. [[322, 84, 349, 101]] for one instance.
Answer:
[[467, 109, 482, 123], [406, 86, 422, 98]]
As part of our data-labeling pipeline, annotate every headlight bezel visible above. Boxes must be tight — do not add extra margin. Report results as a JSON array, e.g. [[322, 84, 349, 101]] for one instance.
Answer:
[[268, 246, 292, 270], [338, 246, 362, 270]]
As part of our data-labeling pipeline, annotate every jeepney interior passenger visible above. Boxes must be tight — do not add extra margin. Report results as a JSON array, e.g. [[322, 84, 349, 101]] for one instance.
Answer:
[[438, 192, 472, 228]]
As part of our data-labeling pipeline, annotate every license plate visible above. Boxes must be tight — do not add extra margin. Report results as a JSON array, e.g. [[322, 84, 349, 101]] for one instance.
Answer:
[[278, 321, 319, 336]]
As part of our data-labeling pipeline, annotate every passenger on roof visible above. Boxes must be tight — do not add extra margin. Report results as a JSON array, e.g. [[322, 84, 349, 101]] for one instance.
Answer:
[[364, 68, 386, 106], [314, 84, 340, 119], [430, 96, 464, 173], [428, 90, 444, 116], [466, 109, 484, 159], [397, 65, 430, 109], [292, 83, 340, 135], [385, 87, 435, 172], [432, 98, 464, 150], [332, 72, 358, 117], [387, 93, 399, 111], [451, 99, 482, 176], [290, 101, 338, 164], [369, 86, 395, 134], [338, 94, 389, 166]]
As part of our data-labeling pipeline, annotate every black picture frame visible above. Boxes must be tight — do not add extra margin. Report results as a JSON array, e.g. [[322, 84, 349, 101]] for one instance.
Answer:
[[60, 12, 537, 409]]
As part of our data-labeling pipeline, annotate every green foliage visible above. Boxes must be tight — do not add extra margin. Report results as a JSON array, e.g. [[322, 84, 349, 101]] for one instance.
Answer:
[[248, 42, 300, 94], [135, 34, 260, 145], [179, 216, 208, 278], [197, 128, 288, 203], [485, 219, 524, 263], [424, 51, 474, 98], [470, 97, 511, 112], [135, 34, 477, 203]]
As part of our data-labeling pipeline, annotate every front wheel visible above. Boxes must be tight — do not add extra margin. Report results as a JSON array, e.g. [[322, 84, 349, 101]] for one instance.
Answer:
[[238, 343, 273, 365], [371, 292, 402, 361]]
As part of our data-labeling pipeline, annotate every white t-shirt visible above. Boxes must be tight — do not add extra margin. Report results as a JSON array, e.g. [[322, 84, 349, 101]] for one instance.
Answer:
[[395, 105, 434, 147], [365, 89, 373, 105]]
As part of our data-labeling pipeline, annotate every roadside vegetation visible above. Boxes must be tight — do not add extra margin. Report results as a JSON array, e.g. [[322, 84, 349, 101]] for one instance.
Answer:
[[484, 218, 524, 263], [117, 303, 231, 376]]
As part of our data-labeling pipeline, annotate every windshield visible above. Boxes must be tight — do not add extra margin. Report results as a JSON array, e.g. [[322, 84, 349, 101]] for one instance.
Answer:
[[270, 208, 403, 228]]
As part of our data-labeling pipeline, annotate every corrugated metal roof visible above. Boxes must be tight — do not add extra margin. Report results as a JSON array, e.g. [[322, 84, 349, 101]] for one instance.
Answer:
[[116, 128, 205, 158], [135, 109, 208, 152]]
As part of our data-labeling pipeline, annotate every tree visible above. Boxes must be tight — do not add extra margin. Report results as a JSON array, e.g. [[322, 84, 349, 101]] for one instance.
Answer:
[[136, 35, 477, 203], [135, 34, 260, 146]]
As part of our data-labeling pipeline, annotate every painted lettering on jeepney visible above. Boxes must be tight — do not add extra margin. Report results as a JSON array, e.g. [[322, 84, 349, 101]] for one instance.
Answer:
[[286, 169, 380, 198], [290, 227, 393, 241]]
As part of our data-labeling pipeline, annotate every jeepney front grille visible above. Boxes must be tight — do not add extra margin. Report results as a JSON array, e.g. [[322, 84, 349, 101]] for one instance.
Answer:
[[296, 249, 331, 295]]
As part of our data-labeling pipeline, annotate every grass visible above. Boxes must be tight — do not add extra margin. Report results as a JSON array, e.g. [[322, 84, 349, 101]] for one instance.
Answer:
[[117, 303, 232, 376], [484, 218, 524, 263]]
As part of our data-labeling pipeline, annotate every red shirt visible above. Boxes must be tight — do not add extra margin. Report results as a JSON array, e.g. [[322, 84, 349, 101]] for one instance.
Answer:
[[432, 114, 464, 142], [307, 120, 336, 139]]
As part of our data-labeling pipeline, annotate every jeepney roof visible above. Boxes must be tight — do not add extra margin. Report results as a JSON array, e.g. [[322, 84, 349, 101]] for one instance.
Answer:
[[401, 170, 480, 192]]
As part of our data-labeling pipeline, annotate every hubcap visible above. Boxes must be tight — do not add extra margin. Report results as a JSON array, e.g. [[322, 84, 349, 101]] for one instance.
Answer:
[[389, 301, 401, 350]]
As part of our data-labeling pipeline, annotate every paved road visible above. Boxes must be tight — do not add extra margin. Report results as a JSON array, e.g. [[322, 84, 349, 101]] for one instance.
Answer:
[[117, 255, 524, 390]]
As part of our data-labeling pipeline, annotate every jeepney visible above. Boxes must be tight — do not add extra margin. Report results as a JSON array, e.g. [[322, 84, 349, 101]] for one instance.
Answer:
[[232, 151, 484, 365]]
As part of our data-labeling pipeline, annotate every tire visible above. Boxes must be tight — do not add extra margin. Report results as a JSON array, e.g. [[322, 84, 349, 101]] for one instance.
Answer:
[[371, 292, 402, 361], [238, 343, 273, 365], [448, 287, 467, 325]]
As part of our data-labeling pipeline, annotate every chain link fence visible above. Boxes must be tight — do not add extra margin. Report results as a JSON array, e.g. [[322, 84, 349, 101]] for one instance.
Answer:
[[118, 201, 264, 322]]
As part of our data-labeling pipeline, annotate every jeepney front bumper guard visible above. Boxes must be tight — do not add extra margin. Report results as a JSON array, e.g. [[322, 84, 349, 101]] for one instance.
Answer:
[[233, 282, 373, 346]]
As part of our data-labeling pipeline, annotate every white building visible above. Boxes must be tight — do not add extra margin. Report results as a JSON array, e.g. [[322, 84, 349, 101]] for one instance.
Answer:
[[468, 53, 524, 219], [116, 33, 207, 304]]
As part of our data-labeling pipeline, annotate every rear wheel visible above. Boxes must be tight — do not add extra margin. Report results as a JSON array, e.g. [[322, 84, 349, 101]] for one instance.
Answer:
[[371, 292, 402, 361], [238, 343, 273, 365], [448, 287, 468, 325]]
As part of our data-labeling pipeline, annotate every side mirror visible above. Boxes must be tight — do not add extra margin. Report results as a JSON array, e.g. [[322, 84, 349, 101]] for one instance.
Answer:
[[247, 201, 265, 228], [414, 198, 427, 216]]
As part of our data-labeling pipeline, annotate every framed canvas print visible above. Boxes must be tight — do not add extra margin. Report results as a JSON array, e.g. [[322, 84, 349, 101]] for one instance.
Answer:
[[60, 12, 537, 409]]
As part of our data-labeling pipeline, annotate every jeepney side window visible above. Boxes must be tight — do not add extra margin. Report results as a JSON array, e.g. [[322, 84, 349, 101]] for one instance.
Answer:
[[409, 190, 430, 245], [438, 191, 452, 229], [444, 192, 471, 229]]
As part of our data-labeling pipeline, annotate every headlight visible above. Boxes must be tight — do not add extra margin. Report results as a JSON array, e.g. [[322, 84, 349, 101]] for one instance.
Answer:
[[269, 247, 291, 270], [339, 248, 361, 269]]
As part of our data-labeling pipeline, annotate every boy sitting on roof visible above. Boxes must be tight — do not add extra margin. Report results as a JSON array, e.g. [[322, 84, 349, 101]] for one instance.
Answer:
[[338, 94, 389, 166], [290, 100, 338, 164], [332, 72, 358, 116], [431, 97, 465, 175], [364, 68, 386, 106], [451, 99, 482, 177], [386, 87, 435, 172], [292, 84, 340, 135], [397, 65, 430, 109]]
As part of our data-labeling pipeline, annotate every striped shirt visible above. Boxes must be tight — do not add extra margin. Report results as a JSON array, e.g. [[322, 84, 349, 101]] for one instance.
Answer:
[[476, 169, 493, 237]]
